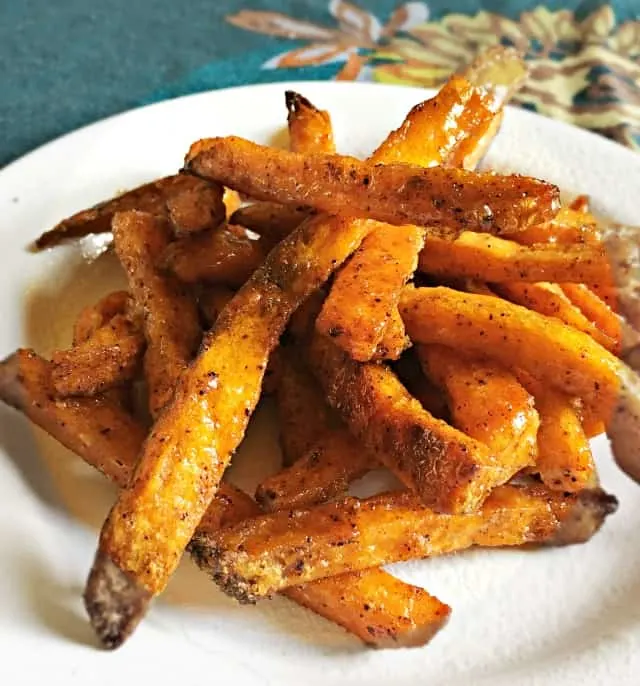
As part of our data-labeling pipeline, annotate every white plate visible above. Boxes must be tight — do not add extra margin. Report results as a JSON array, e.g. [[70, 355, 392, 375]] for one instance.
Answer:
[[1, 82, 640, 686]]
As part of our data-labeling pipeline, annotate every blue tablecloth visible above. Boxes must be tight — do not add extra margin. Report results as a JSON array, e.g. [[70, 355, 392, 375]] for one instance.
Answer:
[[2, 0, 639, 168]]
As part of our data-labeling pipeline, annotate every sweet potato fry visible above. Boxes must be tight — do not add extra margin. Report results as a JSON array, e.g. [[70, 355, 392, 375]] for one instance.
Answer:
[[399, 287, 621, 413], [287, 570, 451, 648], [161, 223, 266, 287], [84, 213, 374, 648], [419, 232, 611, 285], [495, 282, 618, 352], [73, 291, 131, 345], [166, 179, 225, 235], [190, 484, 617, 601], [569, 195, 590, 213], [516, 372, 597, 492], [560, 283, 622, 348], [275, 355, 334, 467], [418, 345, 538, 470], [112, 211, 201, 417], [198, 285, 236, 328], [255, 429, 372, 511], [230, 203, 311, 244], [33, 174, 207, 250], [393, 352, 450, 420], [51, 314, 145, 397], [373, 308, 410, 361], [370, 75, 496, 168], [185, 137, 560, 235], [514, 207, 600, 246], [222, 188, 242, 219], [317, 224, 425, 361], [308, 334, 514, 513], [286, 91, 335, 155]]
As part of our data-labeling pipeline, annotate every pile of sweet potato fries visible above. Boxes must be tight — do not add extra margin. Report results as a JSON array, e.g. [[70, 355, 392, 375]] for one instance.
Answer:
[[6, 46, 640, 651]]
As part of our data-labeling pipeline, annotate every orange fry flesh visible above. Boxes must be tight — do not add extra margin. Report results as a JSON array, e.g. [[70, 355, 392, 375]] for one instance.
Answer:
[[84, 213, 374, 647], [560, 283, 622, 347], [286, 91, 335, 154], [514, 207, 600, 246], [419, 232, 611, 285], [374, 308, 410, 361], [308, 334, 516, 513], [400, 287, 622, 415], [317, 224, 425, 361], [112, 211, 201, 417], [190, 484, 616, 601], [185, 137, 560, 235]]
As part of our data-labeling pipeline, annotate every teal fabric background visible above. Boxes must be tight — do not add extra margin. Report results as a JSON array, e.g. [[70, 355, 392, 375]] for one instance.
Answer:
[[1, 0, 639, 167]]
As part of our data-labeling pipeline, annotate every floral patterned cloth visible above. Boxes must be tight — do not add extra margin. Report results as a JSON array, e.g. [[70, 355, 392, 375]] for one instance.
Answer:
[[1, 1, 639, 166], [155, 1, 640, 150]]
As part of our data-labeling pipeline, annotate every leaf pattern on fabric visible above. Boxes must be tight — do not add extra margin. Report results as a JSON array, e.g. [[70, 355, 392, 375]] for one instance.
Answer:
[[226, 3, 640, 149]]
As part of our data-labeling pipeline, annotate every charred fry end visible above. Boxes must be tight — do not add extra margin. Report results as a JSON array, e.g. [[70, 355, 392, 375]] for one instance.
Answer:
[[83, 552, 152, 650]]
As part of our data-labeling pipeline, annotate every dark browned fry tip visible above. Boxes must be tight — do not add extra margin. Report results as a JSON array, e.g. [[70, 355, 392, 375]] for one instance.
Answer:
[[83, 551, 152, 649], [548, 488, 618, 546], [188, 533, 260, 605], [285, 90, 314, 117]]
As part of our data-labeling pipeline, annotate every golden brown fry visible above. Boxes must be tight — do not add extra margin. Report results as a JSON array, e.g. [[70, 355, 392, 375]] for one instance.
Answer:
[[418, 345, 538, 469], [51, 314, 145, 397], [112, 211, 201, 417], [161, 223, 266, 287], [373, 308, 410, 361], [275, 354, 334, 466], [84, 213, 374, 648], [185, 137, 560, 235], [198, 285, 236, 328], [190, 484, 617, 601], [166, 180, 225, 235], [495, 282, 618, 352], [73, 291, 131, 345], [560, 283, 622, 348], [287, 570, 451, 648], [308, 334, 512, 513], [0, 349, 146, 488], [517, 372, 597, 492], [255, 429, 372, 511], [286, 91, 335, 154], [514, 207, 600, 246], [33, 175, 205, 250], [419, 232, 611, 284], [317, 224, 425, 361], [400, 287, 621, 412], [230, 203, 311, 244]]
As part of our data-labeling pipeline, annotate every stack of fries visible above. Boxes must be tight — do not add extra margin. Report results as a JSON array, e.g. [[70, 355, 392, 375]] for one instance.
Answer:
[[6, 46, 638, 651]]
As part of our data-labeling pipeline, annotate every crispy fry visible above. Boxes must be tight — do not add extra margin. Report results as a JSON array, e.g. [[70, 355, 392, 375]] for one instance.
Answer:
[[308, 334, 515, 513], [33, 175, 205, 250], [73, 291, 131, 345], [190, 484, 617, 601], [166, 179, 225, 235], [418, 345, 538, 469], [514, 207, 600, 246], [230, 203, 311, 244], [370, 76, 495, 168], [51, 314, 145, 397], [419, 232, 611, 284], [560, 283, 622, 348], [373, 308, 410, 361], [517, 372, 597, 492], [112, 211, 201, 417], [399, 287, 621, 412], [317, 225, 425, 361], [198, 285, 236, 328], [275, 354, 334, 466], [495, 282, 618, 352], [286, 91, 335, 155], [255, 429, 372, 511], [287, 570, 451, 648], [185, 137, 560, 235], [161, 223, 266, 287], [84, 213, 374, 648]]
